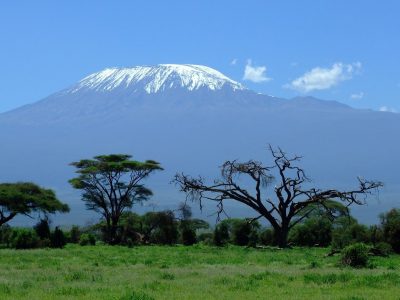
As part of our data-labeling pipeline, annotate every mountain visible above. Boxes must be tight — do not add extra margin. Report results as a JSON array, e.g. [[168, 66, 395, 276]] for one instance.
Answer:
[[0, 64, 399, 225]]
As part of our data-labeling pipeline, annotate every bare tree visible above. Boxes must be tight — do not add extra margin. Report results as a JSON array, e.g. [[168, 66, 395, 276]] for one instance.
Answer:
[[173, 146, 382, 248]]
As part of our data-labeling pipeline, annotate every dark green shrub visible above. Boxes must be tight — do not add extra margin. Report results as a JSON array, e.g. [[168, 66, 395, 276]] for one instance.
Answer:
[[0, 225, 12, 248], [69, 225, 81, 244], [79, 233, 96, 246], [197, 232, 213, 245], [142, 211, 178, 245], [180, 221, 197, 246], [380, 208, 400, 253], [51, 227, 66, 248], [289, 217, 332, 247], [259, 228, 275, 246], [341, 243, 370, 267], [371, 242, 393, 257], [213, 222, 230, 246], [34, 219, 51, 240], [332, 217, 369, 249], [11, 228, 39, 249]]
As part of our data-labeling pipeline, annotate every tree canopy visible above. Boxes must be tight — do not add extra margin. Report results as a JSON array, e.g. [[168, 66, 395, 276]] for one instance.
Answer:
[[69, 154, 162, 244], [0, 182, 69, 226]]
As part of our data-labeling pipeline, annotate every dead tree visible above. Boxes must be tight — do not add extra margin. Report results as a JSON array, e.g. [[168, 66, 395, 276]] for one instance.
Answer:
[[173, 146, 382, 248]]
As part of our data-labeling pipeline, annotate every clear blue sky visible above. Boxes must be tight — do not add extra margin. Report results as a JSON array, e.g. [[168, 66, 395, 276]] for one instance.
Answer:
[[1, 0, 399, 113]]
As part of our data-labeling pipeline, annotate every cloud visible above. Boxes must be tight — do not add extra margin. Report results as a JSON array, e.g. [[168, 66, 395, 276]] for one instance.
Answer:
[[350, 92, 364, 100], [243, 60, 271, 83], [286, 62, 362, 93], [230, 58, 238, 65], [379, 106, 397, 113]]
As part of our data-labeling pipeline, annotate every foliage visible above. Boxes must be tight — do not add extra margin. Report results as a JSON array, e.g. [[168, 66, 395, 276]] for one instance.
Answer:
[[213, 221, 230, 246], [68, 226, 81, 244], [51, 227, 67, 248], [69, 154, 162, 244], [0, 182, 69, 226], [11, 228, 39, 249], [289, 217, 332, 247], [371, 242, 393, 257], [34, 219, 51, 240], [380, 208, 400, 253], [331, 217, 369, 250], [141, 211, 178, 245], [341, 243, 370, 268], [79, 233, 96, 246], [259, 228, 275, 246]]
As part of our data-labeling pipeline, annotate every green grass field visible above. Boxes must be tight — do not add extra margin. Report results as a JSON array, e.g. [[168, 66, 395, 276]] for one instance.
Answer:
[[0, 245, 399, 299]]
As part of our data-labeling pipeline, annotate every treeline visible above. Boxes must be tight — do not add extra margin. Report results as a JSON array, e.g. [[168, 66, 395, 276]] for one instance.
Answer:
[[1, 206, 399, 257]]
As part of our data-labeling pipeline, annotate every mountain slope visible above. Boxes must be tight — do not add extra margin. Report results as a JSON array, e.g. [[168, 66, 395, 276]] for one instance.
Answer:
[[0, 64, 398, 225]]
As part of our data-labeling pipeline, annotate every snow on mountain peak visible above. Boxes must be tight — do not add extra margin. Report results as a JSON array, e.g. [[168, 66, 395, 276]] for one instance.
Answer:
[[70, 64, 245, 94]]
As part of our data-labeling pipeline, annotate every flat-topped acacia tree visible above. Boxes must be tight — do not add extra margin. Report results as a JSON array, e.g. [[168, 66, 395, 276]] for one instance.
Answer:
[[69, 154, 162, 244], [174, 146, 382, 248], [0, 182, 69, 225]]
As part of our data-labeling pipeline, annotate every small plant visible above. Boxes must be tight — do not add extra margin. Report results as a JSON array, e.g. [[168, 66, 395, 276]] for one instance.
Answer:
[[341, 243, 370, 268]]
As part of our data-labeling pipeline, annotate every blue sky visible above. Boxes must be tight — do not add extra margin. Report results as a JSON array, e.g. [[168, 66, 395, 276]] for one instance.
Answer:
[[0, 0, 399, 113]]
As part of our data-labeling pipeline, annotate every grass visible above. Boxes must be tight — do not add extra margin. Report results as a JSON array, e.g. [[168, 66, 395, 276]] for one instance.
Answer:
[[0, 244, 399, 299]]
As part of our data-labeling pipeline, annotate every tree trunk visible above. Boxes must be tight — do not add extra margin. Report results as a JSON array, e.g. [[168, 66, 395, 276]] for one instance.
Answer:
[[276, 226, 289, 248]]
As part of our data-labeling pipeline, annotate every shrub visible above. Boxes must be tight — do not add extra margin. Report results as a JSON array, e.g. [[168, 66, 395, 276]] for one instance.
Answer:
[[79, 233, 96, 246], [259, 228, 275, 246], [11, 228, 39, 249], [289, 217, 332, 247], [332, 217, 369, 249], [180, 223, 197, 246], [380, 208, 400, 253], [213, 222, 230, 246], [197, 232, 213, 245], [34, 219, 51, 240], [51, 227, 67, 248], [0, 225, 12, 248], [341, 243, 370, 268], [371, 242, 393, 257], [69, 225, 81, 244]]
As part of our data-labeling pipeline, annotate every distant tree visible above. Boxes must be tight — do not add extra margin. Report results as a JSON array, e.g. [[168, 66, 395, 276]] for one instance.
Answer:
[[34, 218, 51, 240], [174, 146, 382, 248], [380, 208, 400, 253], [0, 182, 69, 226], [51, 226, 67, 248], [331, 216, 370, 249], [69, 225, 81, 244], [213, 221, 230, 246], [141, 210, 178, 245], [69, 154, 162, 244]]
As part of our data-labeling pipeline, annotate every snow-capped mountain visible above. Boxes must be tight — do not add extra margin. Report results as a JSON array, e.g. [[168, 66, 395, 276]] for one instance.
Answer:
[[68, 64, 245, 94], [0, 64, 399, 225]]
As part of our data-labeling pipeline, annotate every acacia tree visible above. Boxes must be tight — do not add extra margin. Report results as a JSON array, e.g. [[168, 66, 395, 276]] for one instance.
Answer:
[[174, 146, 382, 248], [0, 182, 69, 226], [69, 154, 162, 244]]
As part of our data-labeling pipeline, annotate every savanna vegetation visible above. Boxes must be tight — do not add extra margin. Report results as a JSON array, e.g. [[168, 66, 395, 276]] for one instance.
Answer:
[[0, 148, 399, 299]]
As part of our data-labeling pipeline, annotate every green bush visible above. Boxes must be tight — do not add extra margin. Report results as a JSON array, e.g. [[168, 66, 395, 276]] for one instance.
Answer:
[[380, 208, 400, 253], [341, 243, 370, 268], [11, 228, 39, 249], [371, 242, 393, 257], [289, 217, 332, 247], [68, 225, 81, 244], [51, 227, 67, 248], [213, 222, 230, 246], [259, 228, 275, 246], [79, 233, 96, 246], [34, 219, 51, 240]]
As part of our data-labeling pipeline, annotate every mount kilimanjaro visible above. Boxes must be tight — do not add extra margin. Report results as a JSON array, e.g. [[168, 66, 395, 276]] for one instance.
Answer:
[[0, 64, 398, 224]]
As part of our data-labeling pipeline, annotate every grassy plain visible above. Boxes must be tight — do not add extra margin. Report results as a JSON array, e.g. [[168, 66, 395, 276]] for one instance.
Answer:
[[0, 245, 399, 299]]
